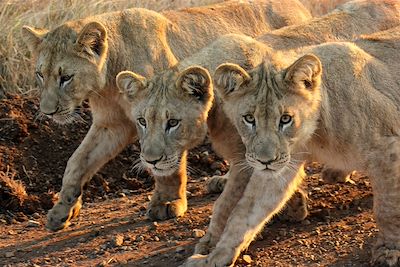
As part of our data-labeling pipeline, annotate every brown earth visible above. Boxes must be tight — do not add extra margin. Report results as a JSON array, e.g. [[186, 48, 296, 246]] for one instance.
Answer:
[[0, 94, 376, 267]]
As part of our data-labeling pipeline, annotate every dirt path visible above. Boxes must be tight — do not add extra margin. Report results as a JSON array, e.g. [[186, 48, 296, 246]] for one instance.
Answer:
[[0, 95, 376, 267]]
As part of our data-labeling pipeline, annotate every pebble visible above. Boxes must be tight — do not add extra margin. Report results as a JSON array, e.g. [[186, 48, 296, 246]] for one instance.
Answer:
[[32, 212, 41, 219], [176, 246, 185, 253], [27, 220, 41, 227], [154, 236, 160, 241], [301, 219, 311, 225], [242, 255, 252, 264], [112, 234, 124, 247], [192, 229, 205, 238], [136, 235, 144, 242], [8, 230, 16, 235], [5, 251, 15, 258]]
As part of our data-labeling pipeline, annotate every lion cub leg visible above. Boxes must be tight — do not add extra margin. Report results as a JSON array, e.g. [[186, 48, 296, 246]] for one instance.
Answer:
[[367, 138, 400, 266], [184, 165, 305, 267], [46, 123, 135, 231], [195, 165, 253, 255], [146, 152, 188, 221], [207, 169, 308, 222]]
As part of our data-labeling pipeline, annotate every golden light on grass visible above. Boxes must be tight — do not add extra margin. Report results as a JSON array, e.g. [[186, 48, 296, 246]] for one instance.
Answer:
[[0, 0, 348, 95]]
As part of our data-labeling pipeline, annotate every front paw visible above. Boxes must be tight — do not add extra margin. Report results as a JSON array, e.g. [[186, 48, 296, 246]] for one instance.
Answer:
[[60, 184, 82, 205], [147, 198, 187, 221], [372, 241, 400, 266], [279, 189, 308, 222], [182, 248, 235, 267], [194, 232, 217, 255], [206, 175, 228, 194], [180, 254, 208, 267], [46, 197, 82, 231]]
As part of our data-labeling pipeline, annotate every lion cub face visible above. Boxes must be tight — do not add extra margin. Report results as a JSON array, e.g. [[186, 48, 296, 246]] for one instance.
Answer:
[[22, 22, 108, 124], [214, 55, 322, 173], [117, 66, 213, 176]]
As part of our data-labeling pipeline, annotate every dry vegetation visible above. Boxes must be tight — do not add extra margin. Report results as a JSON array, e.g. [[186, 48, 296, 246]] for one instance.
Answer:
[[0, 0, 349, 97]]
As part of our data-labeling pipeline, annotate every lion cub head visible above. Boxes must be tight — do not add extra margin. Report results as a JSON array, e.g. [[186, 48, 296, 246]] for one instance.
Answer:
[[22, 22, 108, 124], [116, 66, 213, 176], [214, 54, 322, 172]]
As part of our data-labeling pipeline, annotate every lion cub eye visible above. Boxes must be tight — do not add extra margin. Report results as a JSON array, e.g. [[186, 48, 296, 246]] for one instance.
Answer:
[[60, 75, 73, 84], [167, 119, 180, 128], [138, 118, 147, 127], [243, 114, 255, 125], [280, 114, 293, 125]]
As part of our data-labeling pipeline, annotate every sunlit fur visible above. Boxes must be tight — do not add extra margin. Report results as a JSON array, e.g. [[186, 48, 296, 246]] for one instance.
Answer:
[[200, 27, 400, 267], [22, 0, 314, 231]]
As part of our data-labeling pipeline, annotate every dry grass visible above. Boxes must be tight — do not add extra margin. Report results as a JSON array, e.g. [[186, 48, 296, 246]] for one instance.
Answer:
[[0, 166, 28, 203], [300, 0, 349, 16], [0, 0, 348, 96]]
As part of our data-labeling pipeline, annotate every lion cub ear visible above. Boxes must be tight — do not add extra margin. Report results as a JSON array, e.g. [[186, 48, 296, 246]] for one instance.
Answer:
[[116, 71, 147, 101], [284, 54, 322, 91], [21, 26, 48, 53], [214, 63, 251, 99], [75, 22, 108, 61], [176, 66, 213, 103]]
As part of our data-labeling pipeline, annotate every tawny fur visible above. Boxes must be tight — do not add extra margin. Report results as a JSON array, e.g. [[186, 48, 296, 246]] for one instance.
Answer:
[[117, 0, 400, 246], [21, 0, 312, 232], [183, 27, 400, 267]]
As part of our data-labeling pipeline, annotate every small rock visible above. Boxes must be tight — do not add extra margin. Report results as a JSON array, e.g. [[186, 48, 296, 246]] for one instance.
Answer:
[[27, 220, 41, 227], [122, 189, 131, 195], [112, 234, 124, 247], [154, 236, 160, 241], [301, 219, 311, 225], [8, 230, 16, 235], [242, 255, 252, 264], [192, 229, 205, 238], [32, 212, 41, 219], [118, 192, 126, 198], [5, 251, 15, 258], [176, 246, 185, 253], [136, 235, 144, 242]]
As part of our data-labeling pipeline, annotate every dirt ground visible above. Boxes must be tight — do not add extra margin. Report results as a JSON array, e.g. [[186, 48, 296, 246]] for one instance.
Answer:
[[0, 94, 376, 266]]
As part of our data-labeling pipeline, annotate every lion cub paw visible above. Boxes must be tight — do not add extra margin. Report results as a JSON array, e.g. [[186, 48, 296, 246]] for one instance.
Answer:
[[321, 168, 356, 184], [180, 254, 209, 267], [147, 198, 187, 221], [194, 232, 216, 255], [46, 197, 82, 231], [279, 189, 308, 222], [183, 248, 234, 267], [372, 243, 400, 267], [206, 174, 228, 193]]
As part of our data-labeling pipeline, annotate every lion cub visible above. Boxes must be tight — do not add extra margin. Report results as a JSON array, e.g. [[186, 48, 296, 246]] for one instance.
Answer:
[[182, 27, 400, 266], [22, 0, 312, 231]]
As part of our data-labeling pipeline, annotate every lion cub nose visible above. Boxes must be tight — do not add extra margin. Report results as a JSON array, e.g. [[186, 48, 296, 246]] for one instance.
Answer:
[[145, 156, 163, 166], [42, 106, 59, 116]]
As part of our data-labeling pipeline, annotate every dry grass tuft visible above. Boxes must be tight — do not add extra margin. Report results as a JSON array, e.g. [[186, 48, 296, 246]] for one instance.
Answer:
[[0, 0, 347, 96], [0, 166, 28, 205]]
